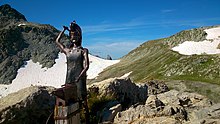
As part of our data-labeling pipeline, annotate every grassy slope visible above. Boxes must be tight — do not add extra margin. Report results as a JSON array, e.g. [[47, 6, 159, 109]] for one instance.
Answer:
[[94, 26, 220, 85], [94, 38, 180, 82], [93, 26, 220, 103]]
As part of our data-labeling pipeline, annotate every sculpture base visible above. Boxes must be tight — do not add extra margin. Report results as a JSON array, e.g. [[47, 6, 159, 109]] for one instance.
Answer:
[[54, 102, 80, 124]]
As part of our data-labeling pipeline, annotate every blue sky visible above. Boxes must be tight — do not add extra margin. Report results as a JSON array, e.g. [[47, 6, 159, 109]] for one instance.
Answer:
[[1, 0, 220, 59]]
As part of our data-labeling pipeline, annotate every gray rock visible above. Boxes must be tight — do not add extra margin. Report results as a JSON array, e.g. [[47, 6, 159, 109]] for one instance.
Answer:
[[106, 55, 112, 60], [146, 80, 169, 95], [0, 86, 55, 124], [100, 101, 122, 122], [178, 91, 212, 108], [90, 78, 220, 124], [114, 102, 186, 124], [89, 77, 148, 107], [157, 90, 180, 105], [114, 89, 217, 123], [145, 95, 164, 109], [189, 103, 220, 123]]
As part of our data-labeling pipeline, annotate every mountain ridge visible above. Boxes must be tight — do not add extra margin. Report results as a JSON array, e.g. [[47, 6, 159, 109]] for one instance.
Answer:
[[0, 4, 26, 21], [95, 26, 220, 84], [0, 4, 70, 84]]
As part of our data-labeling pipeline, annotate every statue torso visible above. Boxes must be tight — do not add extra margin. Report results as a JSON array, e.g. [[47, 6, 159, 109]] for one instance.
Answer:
[[65, 47, 84, 84]]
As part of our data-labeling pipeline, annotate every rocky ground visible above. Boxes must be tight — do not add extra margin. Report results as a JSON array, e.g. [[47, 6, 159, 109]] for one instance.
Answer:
[[0, 76, 220, 124], [0, 86, 55, 124]]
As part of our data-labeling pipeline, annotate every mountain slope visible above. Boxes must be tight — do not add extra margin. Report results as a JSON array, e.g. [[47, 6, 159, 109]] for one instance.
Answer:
[[0, 4, 26, 29], [0, 4, 120, 97], [95, 26, 220, 85], [0, 4, 70, 84]]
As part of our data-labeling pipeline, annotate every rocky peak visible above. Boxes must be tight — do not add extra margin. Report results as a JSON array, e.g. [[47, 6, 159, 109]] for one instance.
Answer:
[[0, 4, 27, 21], [0, 4, 68, 84]]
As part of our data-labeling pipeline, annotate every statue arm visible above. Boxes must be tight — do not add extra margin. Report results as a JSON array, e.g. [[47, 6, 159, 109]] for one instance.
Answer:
[[55, 27, 69, 54]]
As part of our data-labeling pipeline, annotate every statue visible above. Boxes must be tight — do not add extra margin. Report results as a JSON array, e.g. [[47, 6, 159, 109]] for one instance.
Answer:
[[54, 21, 89, 123]]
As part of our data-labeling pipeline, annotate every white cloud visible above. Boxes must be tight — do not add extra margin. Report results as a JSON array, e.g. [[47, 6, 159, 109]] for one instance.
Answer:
[[82, 19, 145, 34], [161, 9, 175, 13], [83, 24, 129, 33], [82, 17, 220, 35], [85, 38, 144, 59]]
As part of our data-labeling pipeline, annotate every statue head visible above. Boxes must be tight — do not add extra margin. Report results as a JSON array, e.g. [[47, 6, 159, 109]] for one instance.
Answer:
[[69, 21, 82, 45]]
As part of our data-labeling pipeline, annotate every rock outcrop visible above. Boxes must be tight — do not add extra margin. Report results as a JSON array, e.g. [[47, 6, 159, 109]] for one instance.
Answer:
[[188, 103, 220, 123], [88, 76, 148, 123], [88, 77, 148, 108], [0, 4, 27, 29], [114, 89, 219, 124], [0, 86, 55, 124], [145, 80, 169, 95], [106, 55, 112, 60], [89, 77, 220, 123]]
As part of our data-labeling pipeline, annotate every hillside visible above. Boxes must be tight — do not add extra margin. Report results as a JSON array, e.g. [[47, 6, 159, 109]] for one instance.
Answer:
[[96, 26, 220, 83], [0, 4, 70, 84], [94, 25, 220, 102]]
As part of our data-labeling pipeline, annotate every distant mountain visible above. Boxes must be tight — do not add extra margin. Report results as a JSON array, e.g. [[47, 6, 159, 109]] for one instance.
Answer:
[[0, 4, 69, 84], [95, 25, 220, 85], [0, 4, 26, 29]]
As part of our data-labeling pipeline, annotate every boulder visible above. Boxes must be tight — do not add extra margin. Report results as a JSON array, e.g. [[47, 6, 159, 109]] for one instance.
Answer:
[[146, 80, 169, 95], [145, 95, 164, 109], [157, 90, 180, 105], [88, 76, 148, 123], [88, 77, 148, 108], [106, 55, 112, 60], [157, 90, 212, 108], [0, 86, 55, 124]]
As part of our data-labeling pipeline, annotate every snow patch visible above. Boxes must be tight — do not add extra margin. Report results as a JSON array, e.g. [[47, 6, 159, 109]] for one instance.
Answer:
[[87, 54, 120, 79], [0, 53, 119, 97], [205, 27, 220, 39], [18, 23, 26, 26], [119, 71, 132, 79], [172, 26, 220, 55]]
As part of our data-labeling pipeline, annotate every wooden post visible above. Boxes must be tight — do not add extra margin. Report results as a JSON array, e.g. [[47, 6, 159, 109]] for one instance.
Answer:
[[54, 100, 80, 124], [53, 84, 81, 124]]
